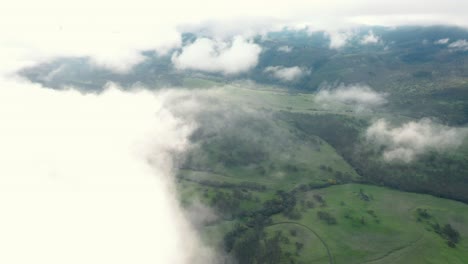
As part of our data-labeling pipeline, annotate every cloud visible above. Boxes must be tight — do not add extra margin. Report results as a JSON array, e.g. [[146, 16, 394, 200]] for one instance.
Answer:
[[366, 118, 468, 162], [278, 46, 293, 52], [172, 37, 262, 75], [434, 38, 450, 44], [361, 30, 380, 44], [264, 66, 309, 82], [448, 40, 468, 51], [315, 84, 387, 110], [327, 30, 354, 49], [0, 78, 219, 264], [327, 29, 381, 48], [0, 1, 183, 74]]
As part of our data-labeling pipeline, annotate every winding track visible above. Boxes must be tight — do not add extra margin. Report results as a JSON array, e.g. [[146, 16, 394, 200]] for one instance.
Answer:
[[359, 235, 425, 264], [268, 221, 334, 264]]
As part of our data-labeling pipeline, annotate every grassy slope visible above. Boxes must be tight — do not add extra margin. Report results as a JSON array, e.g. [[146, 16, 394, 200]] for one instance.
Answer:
[[178, 80, 468, 263], [179, 179, 468, 263], [182, 132, 358, 187], [270, 184, 468, 264], [181, 83, 360, 188]]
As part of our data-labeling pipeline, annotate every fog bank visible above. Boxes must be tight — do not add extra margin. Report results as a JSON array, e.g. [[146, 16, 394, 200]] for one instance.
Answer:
[[0, 78, 219, 263]]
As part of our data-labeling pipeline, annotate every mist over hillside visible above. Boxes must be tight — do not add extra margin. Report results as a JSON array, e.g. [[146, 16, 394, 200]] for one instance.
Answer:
[[22, 25, 468, 126]]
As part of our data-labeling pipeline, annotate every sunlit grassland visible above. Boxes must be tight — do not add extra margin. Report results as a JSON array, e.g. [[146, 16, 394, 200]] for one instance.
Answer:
[[270, 184, 468, 264]]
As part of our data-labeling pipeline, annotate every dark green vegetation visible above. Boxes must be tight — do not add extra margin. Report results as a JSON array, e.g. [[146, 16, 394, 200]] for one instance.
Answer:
[[23, 26, 468, 263], [180, 179, 468, 263]]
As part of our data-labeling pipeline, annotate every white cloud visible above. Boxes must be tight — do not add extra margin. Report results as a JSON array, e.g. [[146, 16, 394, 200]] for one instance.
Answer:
[[264, 66, 309, 82], [448, 39, 468, 51], [172, 37, 262, 75], [0, 1, 183, 74], [0, 78, 219, 264], [315, 84, 387, 110], [366, 118, 468, 162], [278, 46, 293, 52], [361, 31, 380, 44], [327, 30, 354, 49], [434, 38, 450, 44]]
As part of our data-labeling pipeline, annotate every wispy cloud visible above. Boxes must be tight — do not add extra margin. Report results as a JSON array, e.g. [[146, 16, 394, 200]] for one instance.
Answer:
[[264, 66, 309, 82], [448, 39, 468, 51], [434, 38, 450, 44], [366, 118, 468, 162], [278, 45, 293, 52], [360, 31, 380, 44], [315, 84, 387, 110]]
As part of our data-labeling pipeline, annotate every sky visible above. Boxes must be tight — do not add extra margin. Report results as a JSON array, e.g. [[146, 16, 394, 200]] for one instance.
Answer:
[[0, 1, 467, 263]]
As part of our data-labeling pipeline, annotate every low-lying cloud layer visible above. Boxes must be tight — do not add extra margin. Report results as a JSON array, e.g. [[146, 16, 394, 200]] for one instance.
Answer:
[[366, 118, 468, 162], [264, 66, 309, 82], [0, 78, 219, 264], [448, 39, 468, 51], [434, 38, 450, 44], [326, 30, 382, 48], [315, 84, 387, 110], [172, 37, 262, 75], [361, 31, 381, 44], [2, 1, 466, 74]]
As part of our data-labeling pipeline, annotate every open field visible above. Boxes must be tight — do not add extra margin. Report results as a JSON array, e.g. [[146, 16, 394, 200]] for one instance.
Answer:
[[270, 184, 468, 263], [179, 178, 468, 263]]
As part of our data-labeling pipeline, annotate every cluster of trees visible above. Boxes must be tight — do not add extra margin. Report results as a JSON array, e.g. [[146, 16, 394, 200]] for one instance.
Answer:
[[231, 230, 286, 264], [293, 182, 333, 192], [222, 187, 338, 263], [208, 135, 269, 167], [317, 211, 337, 225], [433, 223, 461, 248], [416, 208, 431, 221], [211, 191, 242, 219], [299, 199, 316, 210], [358, 189, 371, 202], [313, 194, 327, 207], [223, 190, 305, 263], [210, 189, 261, 219], [415, 208, 461, 248]]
